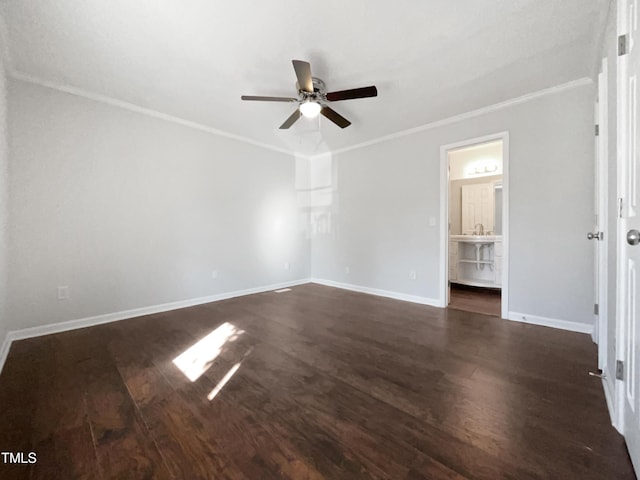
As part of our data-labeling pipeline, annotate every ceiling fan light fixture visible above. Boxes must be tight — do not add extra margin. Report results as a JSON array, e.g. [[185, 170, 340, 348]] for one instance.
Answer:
[[241, 60, 375, 129], [299, 100, 321, 118]]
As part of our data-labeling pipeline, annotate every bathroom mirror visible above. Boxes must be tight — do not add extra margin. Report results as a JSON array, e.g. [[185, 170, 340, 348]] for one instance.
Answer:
[[447, 140, 503, 236], [449, 176, 502, 235]]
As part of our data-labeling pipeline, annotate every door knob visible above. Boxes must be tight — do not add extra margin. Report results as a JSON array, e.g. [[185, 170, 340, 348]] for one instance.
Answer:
[[627, 229, 640, 245], [587, 232, 604, 240]]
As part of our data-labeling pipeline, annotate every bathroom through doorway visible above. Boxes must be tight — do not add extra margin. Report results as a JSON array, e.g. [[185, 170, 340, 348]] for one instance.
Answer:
[[441, 133, 509, 317]]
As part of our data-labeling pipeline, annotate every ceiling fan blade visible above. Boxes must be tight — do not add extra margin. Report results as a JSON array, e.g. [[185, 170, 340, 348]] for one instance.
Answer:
[[241, 95, 297, 102], [292, 60, 313, 93], [279, 109, 302, 129], [320, 106, 351, 128], [326, 86, 378, 102]]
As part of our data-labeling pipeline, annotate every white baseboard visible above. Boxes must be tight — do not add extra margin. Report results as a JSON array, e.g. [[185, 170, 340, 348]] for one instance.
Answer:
[[0, 279, 310, 374], [310, 278, 441, 307], [0, 280, 596, 376], [602, 374, 621, 433], [310, 281, 595, 338], [507, 311, 593, 334]]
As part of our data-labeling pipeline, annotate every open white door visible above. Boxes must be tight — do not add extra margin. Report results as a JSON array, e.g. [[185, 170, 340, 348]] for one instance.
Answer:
[[618, 0, 640, 472]]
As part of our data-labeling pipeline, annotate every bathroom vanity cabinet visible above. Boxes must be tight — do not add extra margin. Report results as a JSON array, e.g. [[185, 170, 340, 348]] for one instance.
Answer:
[[449, 235, 502, 288]]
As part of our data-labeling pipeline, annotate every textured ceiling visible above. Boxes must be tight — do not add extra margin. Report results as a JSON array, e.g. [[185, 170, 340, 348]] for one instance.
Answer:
[[0, 0, 610, 155]]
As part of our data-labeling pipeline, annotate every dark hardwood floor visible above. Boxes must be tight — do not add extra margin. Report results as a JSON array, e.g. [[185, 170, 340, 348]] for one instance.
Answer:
[[449, 284, 501, 317], [0, 283, 634, 479]]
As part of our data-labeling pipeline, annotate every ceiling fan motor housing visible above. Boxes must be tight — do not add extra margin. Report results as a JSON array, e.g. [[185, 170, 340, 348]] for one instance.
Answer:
[[297, 77, 326, 102]]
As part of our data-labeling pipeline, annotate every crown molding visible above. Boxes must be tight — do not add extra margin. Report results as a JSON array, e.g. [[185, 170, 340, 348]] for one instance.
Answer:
[[8, 65, 592, 161], [0, 6, 301, 157], [0, 7, 595, 160], [10, 70, 310, 158], [310, 77, 594, 159]]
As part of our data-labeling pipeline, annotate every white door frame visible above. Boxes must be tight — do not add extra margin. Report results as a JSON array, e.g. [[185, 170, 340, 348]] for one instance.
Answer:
[[595, 58, 610, 370], [439, 131, 510, 319]]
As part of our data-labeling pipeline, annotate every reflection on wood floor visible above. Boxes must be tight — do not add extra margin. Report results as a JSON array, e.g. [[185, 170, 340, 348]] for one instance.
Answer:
[[0, 283, 634, 479], [449, 283, 501, 316]]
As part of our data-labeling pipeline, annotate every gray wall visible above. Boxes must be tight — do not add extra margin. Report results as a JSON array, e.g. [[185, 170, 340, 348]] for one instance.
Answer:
[[0, 45, 7, 345], [5, 77, 597, 332], [311, 83, 595, 326], [7, 80, 310, 331], [449, 174, 502, 235]]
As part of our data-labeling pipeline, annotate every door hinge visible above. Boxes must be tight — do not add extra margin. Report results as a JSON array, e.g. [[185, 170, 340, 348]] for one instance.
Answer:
[[616, 360, 624, 380], [595, 124, 600, 136], [619, 34, 628, 56], [619, 198, 624, 218], [594, 303, 599, 315]]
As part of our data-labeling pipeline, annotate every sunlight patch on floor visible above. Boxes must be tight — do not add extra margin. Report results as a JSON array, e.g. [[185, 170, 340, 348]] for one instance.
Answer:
[[207, 347, 254, 401], [207, 362, 242, 400], [173, 322, 244, 382]]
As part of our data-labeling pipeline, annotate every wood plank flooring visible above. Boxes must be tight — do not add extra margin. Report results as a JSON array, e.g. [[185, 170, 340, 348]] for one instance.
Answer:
[[0, 283, 635, 479], [449, 284, 501, 316]]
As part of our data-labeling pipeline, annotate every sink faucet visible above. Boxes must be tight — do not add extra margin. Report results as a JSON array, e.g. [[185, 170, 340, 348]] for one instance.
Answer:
[[474, 223, 484, 235]]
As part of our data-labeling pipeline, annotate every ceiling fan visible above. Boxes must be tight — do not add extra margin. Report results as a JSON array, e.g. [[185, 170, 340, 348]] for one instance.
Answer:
[[241, 60, 377, 129]]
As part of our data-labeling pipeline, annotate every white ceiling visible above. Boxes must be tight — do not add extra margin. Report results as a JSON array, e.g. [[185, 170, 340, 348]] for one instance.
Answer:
[[0, 0, 610, 155]]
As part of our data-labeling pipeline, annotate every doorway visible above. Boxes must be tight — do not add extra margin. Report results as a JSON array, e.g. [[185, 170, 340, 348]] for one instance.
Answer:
[[440, 132, 509, 318]]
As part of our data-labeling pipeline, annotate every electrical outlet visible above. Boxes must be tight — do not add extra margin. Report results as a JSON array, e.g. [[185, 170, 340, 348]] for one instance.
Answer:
[[409, 270, 417, 280], [428, 216, 436, 227], [284, 262, 290, 270], [344, 266, 350, 274], [211, 270, 218, 280], [57, 286, 69, 300]]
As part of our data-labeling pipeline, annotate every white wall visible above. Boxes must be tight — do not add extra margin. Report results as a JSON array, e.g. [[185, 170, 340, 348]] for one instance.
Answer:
[[309, 135, 441, 301], [7, 80, 309, 331], [312, 83, 595, 326], [0, 44, 8, 345]]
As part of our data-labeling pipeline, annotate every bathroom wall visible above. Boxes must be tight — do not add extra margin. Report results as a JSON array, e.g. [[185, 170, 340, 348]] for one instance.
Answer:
[[448, 141, 503, 180]]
